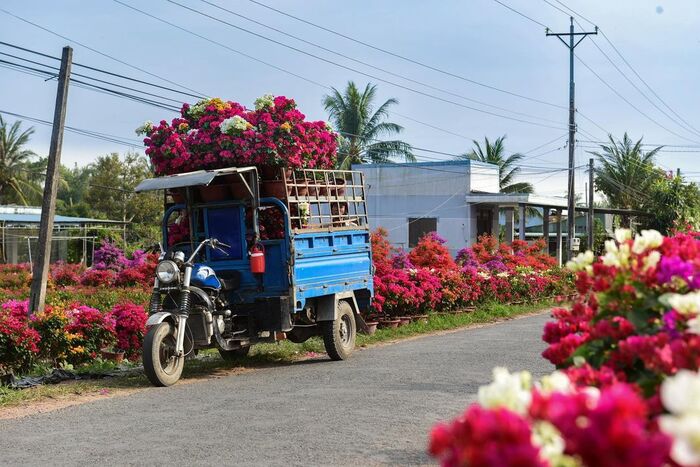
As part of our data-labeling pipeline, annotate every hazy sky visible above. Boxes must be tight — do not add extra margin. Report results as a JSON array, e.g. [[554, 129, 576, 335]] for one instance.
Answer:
[[1, 0, 698, 199]]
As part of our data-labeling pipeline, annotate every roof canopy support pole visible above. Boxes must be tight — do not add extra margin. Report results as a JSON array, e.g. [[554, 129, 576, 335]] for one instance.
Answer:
[[491, 206, 500, 241], [542, 207, 550, 255], [556, 209, 563, 266], [504, 207, 514, 244], [518, 204, 526, 241]]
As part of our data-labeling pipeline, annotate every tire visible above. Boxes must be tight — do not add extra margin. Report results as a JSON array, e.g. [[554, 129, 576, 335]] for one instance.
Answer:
[[322, 300, 356, 361], [143, 322, 184, 387], [218, 345, 251, 362]]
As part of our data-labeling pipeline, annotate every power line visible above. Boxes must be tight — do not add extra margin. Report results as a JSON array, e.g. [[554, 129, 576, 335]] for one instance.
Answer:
[[153, 0, 566, 130], [541, 1, 700, 139], [245, 0, 564, 110], [0, 109, 142, 147], [196, 0, 563, 127], [493, 0, 550, 29], [575, 55, 700, 145], [0, 6, 207, 97]]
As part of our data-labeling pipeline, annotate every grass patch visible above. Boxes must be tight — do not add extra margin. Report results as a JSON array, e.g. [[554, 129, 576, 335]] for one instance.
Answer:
[[0, 300, 551, 411]]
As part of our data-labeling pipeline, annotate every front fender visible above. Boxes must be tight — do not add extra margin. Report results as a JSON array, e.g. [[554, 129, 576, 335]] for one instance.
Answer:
[[146, 311, 178, 328]]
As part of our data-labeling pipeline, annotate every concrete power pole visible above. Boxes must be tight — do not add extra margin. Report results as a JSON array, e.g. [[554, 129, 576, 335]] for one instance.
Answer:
[[588, 158, 594, 250], [547, 18, 597, 261], [29, 46, 73, 315]]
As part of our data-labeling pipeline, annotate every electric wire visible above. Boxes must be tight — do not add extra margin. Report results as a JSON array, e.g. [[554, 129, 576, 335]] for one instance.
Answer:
[[245, 0, 564, 109], [195, 0, 563, 127], [150, 0, 566, 130], [0, 7, 207, 97]]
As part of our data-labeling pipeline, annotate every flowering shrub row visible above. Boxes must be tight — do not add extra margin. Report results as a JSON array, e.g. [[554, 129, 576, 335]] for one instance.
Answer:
[[429, 229, 700, 466], [0, 299, 147, 373], [140, 95, 338, 175], [370, 230, 571, 318], [0, 242, 157, 292]]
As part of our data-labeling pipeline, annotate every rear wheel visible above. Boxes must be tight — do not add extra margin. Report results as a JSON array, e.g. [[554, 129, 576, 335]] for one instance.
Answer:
[[322, 300, 356, 360], [143, 322, 184, 387], [218, 346, 251, 362]]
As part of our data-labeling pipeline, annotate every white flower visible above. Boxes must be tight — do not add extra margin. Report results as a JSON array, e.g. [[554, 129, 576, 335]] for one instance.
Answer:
[[687, 316, 700, 335], [496, 271, 510, 278], [134, 120, 153, 136], [602, 241, 630, 268], [538, 370, 572, 395], [188, 100, 208, 119], [220, 115, 251, 135], [254, 93, 275, 110], [477, 367, 532, 414], [665, 292, 700, 315], [531, 421, 567, 464], [615, 228, 632, 243], [660, 370, 700, 466], [662, 370, 700, 416], [660, 415, 700, 467], [643, 250, 662, 271], [632, 229, 664, 254], [573, 355, 586, 367], [566, 250, 594, 273], [187, 128, 198, 137]]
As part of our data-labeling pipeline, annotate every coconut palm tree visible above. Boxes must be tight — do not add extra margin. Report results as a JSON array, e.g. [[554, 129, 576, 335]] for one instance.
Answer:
[[0, 116, 40, 205], [591, 133, 662, 226], [462, 135, 533, 194], [323, 81, 415, 169]]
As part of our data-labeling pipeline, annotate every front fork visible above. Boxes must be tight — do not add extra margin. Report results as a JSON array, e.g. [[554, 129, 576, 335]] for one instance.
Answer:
[[175, 265, 193, 356]]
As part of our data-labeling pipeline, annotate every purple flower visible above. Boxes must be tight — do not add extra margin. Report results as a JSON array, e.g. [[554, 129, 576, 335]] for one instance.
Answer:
[[484, 259, 508, 272], [656, 256, 695, 286], [662, 310, 682, 339], [391, 249, 414, 269]]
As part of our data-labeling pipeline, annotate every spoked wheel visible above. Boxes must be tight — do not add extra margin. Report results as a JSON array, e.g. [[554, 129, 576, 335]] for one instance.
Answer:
[[218, 345, 251, 362], [143, 322, 184, 387], [322, 300, 356, 360]]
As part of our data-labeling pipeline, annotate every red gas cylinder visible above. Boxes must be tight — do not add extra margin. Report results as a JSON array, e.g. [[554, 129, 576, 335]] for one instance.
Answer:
[[250, 244, 266, 274]]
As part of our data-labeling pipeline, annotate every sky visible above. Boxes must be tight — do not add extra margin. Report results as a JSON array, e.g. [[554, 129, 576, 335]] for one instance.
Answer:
[[1, 0, 699, 200]]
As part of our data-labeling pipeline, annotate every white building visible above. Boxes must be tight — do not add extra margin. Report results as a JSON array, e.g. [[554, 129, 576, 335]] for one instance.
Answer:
[[354, 160, 572, 259]]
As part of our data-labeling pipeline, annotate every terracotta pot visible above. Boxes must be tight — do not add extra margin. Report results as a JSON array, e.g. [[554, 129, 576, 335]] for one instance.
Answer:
[[229, 182, 249, 199], [318, 186, 329, 196], [260, 165, 279, 180], [199, 184, 229, 202], [331, 178, 346, 197], [101, 348, 125, 363], [261, 180, 291, 198], [363, 322, 378, 335], [378, 319, 401, 329], [295, 184, 309, 196], [306, 179, 319, 196], [398, 316, 411, 326]]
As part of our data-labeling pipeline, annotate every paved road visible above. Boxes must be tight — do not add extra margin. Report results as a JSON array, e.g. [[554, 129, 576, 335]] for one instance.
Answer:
[[0, 313, 552, 466]]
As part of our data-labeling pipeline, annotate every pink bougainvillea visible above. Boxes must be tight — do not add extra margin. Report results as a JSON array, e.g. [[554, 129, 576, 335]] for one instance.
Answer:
[[142, 96, 338, 176]]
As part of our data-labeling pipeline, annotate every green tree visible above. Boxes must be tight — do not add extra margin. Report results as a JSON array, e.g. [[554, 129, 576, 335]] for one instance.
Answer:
[[0, 116, 41, 205], [640, 174, 700, 234], [591, 133, 663, 227], [84, 152, 161, 245], [461, 136, 533, 194], [323, 81, 415, 169]]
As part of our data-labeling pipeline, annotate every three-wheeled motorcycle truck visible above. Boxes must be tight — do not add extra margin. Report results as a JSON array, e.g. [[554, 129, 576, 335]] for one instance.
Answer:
[[134, 167, 373, 386]]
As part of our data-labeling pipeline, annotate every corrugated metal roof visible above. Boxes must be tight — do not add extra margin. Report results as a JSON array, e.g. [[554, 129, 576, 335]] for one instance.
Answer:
[[0, 213, 125, 224]]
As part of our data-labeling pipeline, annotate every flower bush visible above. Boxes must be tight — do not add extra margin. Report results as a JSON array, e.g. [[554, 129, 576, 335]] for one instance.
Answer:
[[64, 305, 116, 364], [0, 306, 40, 374], [142, 95, 338, 176], [370, 230, 571, 318], [429, 229, 700, 466], [108, 303, 147, 360]]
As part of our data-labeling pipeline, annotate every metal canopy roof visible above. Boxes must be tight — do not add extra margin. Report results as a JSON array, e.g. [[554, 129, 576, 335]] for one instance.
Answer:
[[0, 213, 125, 224], [135, 166, 258, 192]]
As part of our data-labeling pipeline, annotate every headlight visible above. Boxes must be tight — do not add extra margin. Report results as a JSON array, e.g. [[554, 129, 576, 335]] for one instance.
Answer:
[[156, 260, 179, 284]]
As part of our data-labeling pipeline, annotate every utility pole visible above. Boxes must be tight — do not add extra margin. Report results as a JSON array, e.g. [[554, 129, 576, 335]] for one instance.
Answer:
[[588, 158, 594, 250], [547, 18, 597, 260], [29, 46, 73, 315]]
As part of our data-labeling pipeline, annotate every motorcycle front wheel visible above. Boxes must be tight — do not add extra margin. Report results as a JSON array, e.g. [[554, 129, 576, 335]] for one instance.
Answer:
[[143, 322, 184, 387]]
